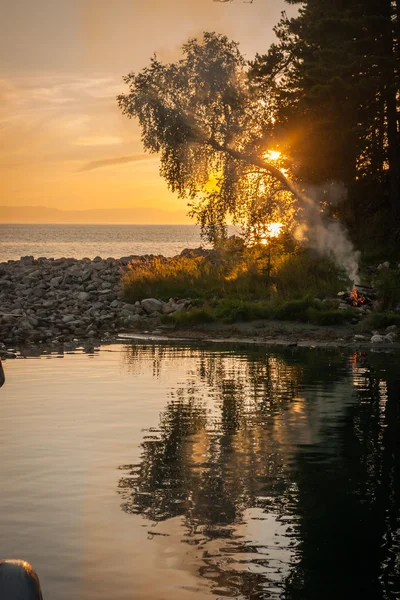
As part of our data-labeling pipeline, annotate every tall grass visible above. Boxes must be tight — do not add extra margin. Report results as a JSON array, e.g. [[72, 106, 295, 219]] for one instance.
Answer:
[[122, 246, 346, 305]]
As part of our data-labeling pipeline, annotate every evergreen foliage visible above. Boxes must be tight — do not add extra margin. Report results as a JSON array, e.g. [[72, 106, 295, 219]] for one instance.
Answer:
[[250, 0, 400, 236]]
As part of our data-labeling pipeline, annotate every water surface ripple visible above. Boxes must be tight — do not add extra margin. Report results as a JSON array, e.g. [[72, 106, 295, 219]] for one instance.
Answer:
[[1, 344, 399, 600]]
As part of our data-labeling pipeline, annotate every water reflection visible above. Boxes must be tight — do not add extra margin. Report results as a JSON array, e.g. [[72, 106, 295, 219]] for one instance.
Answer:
[[118, 345, 400, 599]]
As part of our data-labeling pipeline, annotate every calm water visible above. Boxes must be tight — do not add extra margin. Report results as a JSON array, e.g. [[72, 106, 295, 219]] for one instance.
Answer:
[[0, 224, 208, 262], [1, 343, 399, 600]]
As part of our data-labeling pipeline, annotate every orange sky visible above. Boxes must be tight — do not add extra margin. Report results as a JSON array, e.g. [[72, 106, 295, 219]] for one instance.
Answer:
[[0, 0, 295, 223]]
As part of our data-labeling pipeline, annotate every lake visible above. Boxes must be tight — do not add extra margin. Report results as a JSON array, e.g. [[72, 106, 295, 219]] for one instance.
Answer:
[[1, 342, 399, 600], [0, 224, 204, 262]]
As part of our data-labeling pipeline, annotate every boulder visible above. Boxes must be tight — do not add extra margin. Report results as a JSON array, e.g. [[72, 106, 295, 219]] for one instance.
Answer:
[[371, 334, 386, 343], [385, 332, 397, 343], [141, 298, 164, 314]]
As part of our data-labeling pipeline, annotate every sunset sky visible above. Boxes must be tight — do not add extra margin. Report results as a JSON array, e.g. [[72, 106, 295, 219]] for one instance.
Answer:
[[1, 0, 295, 223]]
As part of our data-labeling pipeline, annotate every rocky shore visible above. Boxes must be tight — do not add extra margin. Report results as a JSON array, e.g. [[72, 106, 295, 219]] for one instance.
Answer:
[[0, 254, 190, 350]]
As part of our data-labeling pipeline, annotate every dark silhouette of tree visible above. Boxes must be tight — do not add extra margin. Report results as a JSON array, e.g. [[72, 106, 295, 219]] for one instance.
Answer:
[[250, 0, 400, 236]]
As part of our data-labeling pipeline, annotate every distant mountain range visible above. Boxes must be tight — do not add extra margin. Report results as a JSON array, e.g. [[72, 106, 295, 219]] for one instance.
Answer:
[[0, 206, 191, 224]]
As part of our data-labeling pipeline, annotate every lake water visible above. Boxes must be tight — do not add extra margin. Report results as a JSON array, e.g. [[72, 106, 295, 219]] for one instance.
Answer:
[[0, 224, 206, 262], [1, 342, 399, 600]]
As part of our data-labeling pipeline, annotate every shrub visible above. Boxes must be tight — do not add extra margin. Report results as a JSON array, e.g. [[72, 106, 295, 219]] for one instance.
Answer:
[[358, 311, 400, 332], [375, 268, 400, 310], [306, 307, 355, 326], [160, 307, 216, 325], [272, 250, 346, 299]]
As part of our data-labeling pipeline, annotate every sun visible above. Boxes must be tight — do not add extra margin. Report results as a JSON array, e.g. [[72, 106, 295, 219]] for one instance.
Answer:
[[264, 150, 281, 162], [267, 222, 283, 237], [260, 222, 284, 244]]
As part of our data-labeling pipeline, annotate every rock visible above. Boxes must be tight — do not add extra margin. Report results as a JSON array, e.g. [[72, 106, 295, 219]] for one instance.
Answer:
[[18, 318, 34, 331], [20, 256, 34, 265], [371, 334, 386, 343], [77, 292, 89, 302], [62, 315, 75, 323], [31, 287, 46, 299], [110, 299, 120, 308], [119, 256, 135, 266], [141, 298, 164, 314], [386, 325, 398, 333], [121, 303, 136, 313], [0, 351, 17, 359], [377, 261, 390, 271], [354, 335, 368, 341], [385, 332, 397, 343], [127, 314, 141, 324]]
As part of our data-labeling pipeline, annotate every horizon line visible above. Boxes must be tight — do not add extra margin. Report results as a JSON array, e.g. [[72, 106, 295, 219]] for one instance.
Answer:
[[0, 222, 197, 226]]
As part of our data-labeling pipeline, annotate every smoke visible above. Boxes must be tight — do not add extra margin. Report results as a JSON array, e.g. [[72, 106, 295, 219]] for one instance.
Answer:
[[294, 182, 360, 285]]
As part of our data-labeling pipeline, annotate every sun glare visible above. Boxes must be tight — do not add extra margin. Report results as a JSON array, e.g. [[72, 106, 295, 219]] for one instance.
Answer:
[[260, 222, 284, 244], [264, 150, 281, 162]]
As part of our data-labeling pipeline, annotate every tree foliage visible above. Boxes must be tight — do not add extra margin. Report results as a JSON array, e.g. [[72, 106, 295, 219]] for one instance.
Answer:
[[250, 0, 400, 235], [118, 33, 298, 243], [119, 1, 400, 243]]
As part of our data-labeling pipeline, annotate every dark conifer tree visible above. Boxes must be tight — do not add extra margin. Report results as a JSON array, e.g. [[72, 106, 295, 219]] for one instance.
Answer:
[[250, 0, 400, 235]]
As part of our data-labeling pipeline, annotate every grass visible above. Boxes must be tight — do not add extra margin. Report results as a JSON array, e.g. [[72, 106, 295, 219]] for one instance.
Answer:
[[358, 311, 400, 332], [160, 297, 357, 327], [121, 242, 367, 327], [374, 268, 400, 310], [122, 245, 346, 303]]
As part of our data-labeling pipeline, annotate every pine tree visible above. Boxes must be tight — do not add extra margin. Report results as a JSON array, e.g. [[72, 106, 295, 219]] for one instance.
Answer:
[[251, 0, 400, 234]]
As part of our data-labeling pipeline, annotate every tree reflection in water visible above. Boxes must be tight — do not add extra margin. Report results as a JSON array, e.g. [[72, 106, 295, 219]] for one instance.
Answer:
[[119, 345, 400, 600]]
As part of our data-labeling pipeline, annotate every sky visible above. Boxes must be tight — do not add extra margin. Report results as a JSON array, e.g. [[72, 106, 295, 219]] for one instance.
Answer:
[[0, 0, 295, 223]]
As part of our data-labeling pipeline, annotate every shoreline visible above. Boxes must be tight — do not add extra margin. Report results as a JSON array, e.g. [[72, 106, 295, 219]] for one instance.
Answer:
[[1, 254, 399, 356]]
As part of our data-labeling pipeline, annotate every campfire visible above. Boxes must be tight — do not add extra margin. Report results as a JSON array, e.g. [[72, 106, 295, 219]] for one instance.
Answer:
[[338, 285, 376, 308]]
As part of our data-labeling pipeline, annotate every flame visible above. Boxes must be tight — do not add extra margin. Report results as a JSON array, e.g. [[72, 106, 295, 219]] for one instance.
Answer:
[[350, 288, 366, 306]]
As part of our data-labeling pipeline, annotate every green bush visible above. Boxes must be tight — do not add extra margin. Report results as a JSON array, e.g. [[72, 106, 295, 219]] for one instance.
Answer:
[[306, 307, 355, 326], [358, 311, 400, 331], [375, 268, 400, 310], [160, 307, 216, 325]]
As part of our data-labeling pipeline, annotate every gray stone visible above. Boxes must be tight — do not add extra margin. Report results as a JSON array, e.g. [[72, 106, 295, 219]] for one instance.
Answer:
[[18, 318, 34, 331], [31, 287, 46, 299], [62, 315, 75, 323], [121, 303, 136, 313], [386, 325, 398, 333], [385, 332, 397, 343], [77, 292, 90, 302], [371, 334, 386, 343], [141, 298, 163, 314]]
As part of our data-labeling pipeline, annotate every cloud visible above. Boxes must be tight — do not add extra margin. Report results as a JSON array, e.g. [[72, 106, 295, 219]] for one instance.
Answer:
[[75, 135, 123, 146], [77, 153, 156, 172]]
